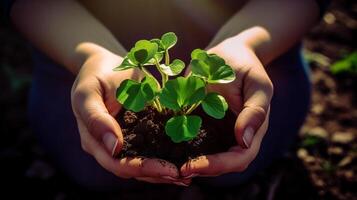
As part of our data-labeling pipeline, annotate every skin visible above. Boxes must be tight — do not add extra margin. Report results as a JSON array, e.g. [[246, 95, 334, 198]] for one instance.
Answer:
[[11, 0, 319, 186]]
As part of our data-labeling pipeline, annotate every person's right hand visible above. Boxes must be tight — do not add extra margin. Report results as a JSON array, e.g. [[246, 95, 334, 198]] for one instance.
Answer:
[[71, 45, 190, 185]]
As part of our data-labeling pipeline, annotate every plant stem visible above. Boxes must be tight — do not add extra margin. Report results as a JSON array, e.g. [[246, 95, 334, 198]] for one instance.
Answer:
[[151, 100, 159, 111], [141, 66, 161, 88], [186, 71, 192, 77], [154, 98, 163, 112], [185, 101, 201, 115], [165, 50, 170, 66], [140, 65, 164, 113], [154, 58, 168, 87], [141, 66, 154, 78]]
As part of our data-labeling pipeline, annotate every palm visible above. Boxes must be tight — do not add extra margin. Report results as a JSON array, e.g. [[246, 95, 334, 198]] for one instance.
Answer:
[[180, 44, 273, 177], [72, 52, 187, 184]]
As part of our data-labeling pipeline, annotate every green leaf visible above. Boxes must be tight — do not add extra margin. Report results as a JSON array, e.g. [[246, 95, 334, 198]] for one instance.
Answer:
[[210, 64, 236, 83], [331, 52, 357, 75], [141, 76, 159, 101], [191, 48, 207, 60], [116, 79, 145, 112], [116, 77, 158, 112], [154, 52, 164, 62], [190, 50, 236, 83], [201, 93, 228, 119], [161, 32, 177, 50], [160, 59, 185, 76], [159, 76, 205, 111], [190, 59, 210, 78], [165, 115, 202, 143], [127, 40, 158, 65], [150, 38, 165, 52], [113, 57, 137, 71], [301, 135, 322, 147], [147, 52, 164, 65]]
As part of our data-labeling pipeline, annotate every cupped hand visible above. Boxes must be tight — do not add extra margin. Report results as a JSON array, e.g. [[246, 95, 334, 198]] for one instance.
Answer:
[[181, 39, 274, 178], [71, 46, 189, 185]]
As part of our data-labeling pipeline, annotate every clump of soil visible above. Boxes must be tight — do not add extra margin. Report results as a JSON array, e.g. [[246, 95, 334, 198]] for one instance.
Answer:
[[116, 106, 236, 167]]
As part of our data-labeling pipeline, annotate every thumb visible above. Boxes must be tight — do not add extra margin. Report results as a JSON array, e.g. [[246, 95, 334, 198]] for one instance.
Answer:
[[72, 86, 123, 156], [234, 69, 273, 149], [84, 109, 123, 156], [234, 105, 269, 148]]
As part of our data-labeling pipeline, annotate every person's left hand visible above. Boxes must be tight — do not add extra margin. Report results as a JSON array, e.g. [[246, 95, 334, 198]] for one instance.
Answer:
[[181, 38, 273, 178]]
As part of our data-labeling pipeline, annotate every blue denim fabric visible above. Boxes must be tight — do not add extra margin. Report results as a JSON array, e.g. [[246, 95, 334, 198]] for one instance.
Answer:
[[28, 44, 310, 190]]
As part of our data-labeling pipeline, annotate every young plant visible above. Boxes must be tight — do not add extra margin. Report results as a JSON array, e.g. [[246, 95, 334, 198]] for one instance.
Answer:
[[330, 51, 357, 75], [114, 32, 236, 143]]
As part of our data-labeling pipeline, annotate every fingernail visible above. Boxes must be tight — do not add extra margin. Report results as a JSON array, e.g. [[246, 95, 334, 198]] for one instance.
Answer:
[[182, 173, 199, 179], [173, 181, 189, 187], [243, 127, 254, 148], [161, 176, 179, 181], [102, 132, 118, 156]]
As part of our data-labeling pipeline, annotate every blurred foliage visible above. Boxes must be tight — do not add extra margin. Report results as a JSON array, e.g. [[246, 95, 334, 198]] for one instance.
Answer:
[[330, 52, 357, 75], [1, 64, 32, 93], [301, 135, 324, 148], [303, 49, 331, 67], [321, 160, 337, 175]]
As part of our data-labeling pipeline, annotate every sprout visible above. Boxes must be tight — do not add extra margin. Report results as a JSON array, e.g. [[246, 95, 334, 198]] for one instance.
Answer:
[[114, 32, 236, 143]]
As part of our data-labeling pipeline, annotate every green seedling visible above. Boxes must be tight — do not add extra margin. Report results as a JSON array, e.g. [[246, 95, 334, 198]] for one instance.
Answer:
[[114, 32, 235, 143], [330, 51, 357, 75]]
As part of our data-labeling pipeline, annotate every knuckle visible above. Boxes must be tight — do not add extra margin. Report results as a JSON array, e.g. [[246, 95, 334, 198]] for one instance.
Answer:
[[80, 142, 90, 154], [85, 112, 103, 137], [257, 74, 274, 99], [266, 79, 274, 97], [70, 87, 87, 113], [71, 85, 87, 102], [244, 105, 267, 124]]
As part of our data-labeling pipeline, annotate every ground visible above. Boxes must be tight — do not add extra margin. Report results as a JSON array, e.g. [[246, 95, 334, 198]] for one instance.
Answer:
[[0, 0, 356, 199]]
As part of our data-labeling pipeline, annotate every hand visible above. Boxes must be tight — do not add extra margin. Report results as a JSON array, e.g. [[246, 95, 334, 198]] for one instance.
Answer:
[[181, 39, 273, 177], [71, 46, 188, 185]]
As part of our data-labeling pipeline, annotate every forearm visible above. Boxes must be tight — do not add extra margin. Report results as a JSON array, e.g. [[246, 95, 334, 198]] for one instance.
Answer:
[[208, 0, 319, 65], [10, 0, 126, 74]]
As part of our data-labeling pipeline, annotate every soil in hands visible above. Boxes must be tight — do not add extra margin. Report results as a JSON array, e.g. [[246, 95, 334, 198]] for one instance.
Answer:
[[115, 106, 236, 168]]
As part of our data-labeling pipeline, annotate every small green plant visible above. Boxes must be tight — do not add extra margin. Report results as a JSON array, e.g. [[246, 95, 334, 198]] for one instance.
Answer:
[[114, 32, 235, 143], [330, 51, 357, 75]]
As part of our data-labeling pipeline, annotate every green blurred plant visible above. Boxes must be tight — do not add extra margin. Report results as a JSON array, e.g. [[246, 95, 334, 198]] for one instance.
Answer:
[[303, 49, 331, 67], [1, 64, 32, 93], [301, 135, 323, 148], [330, 51, 357, 75], [113, 32, 235, 143]]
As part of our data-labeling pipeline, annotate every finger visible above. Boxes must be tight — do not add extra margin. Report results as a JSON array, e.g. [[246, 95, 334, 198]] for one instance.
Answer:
[[180, 144, 257, 177], [118, 158, 180, 179], [113, 156, 180, 179], [80, 126, 181, 179], [181, 152, 247, 177], [136, 177, 172, 184], [91, 132, 179, 179], [72, 81, 123, 156], [136, 177, 191, 186], [235, 68, 273, 148]]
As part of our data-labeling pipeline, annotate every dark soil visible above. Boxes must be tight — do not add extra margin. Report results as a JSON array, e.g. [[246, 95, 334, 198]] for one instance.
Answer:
[[116, 106, 236, 168]]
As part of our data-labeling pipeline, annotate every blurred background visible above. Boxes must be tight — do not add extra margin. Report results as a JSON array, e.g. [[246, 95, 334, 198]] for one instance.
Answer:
[[0, 0, 356, 199]]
